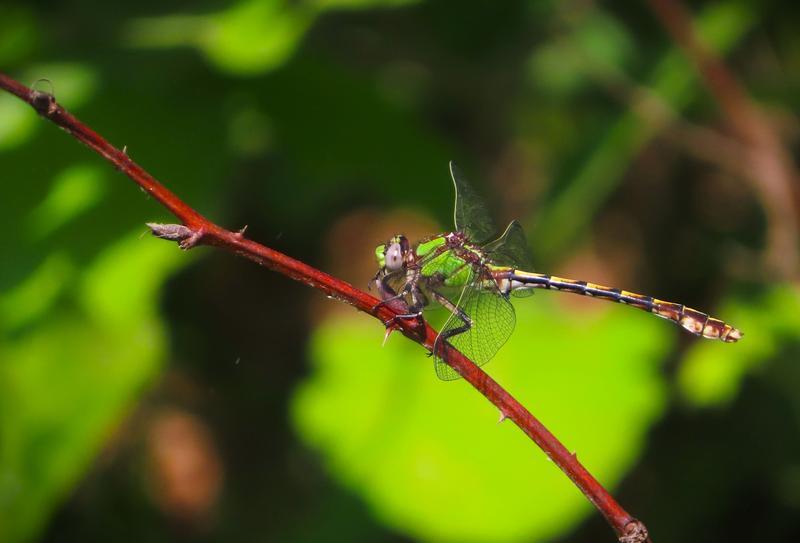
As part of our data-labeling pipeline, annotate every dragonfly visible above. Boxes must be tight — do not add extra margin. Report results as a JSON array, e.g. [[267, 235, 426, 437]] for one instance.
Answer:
[[373, 162, 743, 380]]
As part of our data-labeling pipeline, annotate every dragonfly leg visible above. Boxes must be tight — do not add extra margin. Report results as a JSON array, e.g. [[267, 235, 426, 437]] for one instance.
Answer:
[[371, 271, 424, 327], [429, 289, 472, 358], [370, 271, 408, 309]]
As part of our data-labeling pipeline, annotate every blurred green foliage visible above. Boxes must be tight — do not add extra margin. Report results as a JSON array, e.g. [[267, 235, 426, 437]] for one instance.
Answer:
[[1, 0, 799, 542], [1, 235, 183, 542], [530, 1, 756, 261], [126, 0, 419, 75]]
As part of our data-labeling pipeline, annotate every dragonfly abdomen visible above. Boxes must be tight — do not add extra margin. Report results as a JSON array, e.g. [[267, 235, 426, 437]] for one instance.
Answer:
[[495, 269, 742, 343]]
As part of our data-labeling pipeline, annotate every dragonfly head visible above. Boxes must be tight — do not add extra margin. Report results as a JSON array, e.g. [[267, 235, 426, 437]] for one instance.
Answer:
[[375, 235, 410, 273]]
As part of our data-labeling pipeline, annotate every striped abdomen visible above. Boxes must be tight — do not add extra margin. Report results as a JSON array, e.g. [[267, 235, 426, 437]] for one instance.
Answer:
[[495, 269, 742, 343]]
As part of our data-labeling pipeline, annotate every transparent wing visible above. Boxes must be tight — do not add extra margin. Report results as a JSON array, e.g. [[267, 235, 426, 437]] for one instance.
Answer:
[[483, 220, 535, 298], [449, 161, 496, 244], [482, 220, 534, 270], [434, 278, 517, 381]]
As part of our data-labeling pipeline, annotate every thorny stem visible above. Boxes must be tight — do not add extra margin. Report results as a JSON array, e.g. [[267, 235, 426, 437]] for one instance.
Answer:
[[647, 0, 800, 280], [0, 72, 651, 543]]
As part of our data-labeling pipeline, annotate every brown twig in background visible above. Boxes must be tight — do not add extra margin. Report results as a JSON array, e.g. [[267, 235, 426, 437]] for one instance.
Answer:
[[0, 72, 651, 542], [647, 0, 800, 280], [578, 48, 757, 185]]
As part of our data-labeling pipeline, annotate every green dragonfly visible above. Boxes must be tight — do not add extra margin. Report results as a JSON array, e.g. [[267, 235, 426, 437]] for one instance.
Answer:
[[373, 162, 743, 380]]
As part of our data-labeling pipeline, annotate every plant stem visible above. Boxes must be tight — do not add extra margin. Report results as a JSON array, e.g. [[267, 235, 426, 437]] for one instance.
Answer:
[[0, 71, 651, 543], [647, 0, 800, 280]]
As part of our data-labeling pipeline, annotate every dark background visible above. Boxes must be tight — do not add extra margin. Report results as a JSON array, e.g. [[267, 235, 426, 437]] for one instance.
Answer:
[[1, 1, 799, 542]]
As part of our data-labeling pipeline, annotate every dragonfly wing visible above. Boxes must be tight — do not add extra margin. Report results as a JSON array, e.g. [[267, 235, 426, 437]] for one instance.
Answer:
[[433, 282, 472, 381], [483, 220, 536, 298], [483, 220, 534, 270], [449, 161, 496, 244], [434, 279, 517, 381]]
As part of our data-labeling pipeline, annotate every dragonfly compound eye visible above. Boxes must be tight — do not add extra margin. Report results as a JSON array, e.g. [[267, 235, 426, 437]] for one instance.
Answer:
[[374, 244, 387, 268], [385, 242, 404, 272]]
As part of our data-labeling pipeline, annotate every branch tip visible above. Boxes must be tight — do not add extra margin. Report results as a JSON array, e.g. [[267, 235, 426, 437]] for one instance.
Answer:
[[620, 519, 649, 543], [146, 222, 193, 243]]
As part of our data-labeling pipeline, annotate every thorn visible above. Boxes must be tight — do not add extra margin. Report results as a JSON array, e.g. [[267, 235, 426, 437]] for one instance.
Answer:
[[382, 326, 395, 346], [116, 146, 130, 172], [233, 226, 247, 240], [498, 411, 508, 424]]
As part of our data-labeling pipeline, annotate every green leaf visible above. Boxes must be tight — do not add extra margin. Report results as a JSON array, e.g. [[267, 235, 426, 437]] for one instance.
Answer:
[[0, 253, 74, 332], [26, 163, 106, 241], [528, 9, 634, 97], [0, 231, 186, 543], [0, 5, 39, 65], [125, 0, 420, 76], [292, 296, 669, 542]]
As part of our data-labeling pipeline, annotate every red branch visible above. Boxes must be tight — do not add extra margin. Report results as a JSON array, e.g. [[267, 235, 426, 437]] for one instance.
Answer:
[[0, 72, 650, 543]]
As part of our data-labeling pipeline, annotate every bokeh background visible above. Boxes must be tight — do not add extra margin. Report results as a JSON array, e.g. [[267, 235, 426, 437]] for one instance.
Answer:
[[2, 0, 799, 542]]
